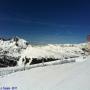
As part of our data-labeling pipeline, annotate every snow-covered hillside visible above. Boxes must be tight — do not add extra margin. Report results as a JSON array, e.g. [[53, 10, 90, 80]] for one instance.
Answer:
[[0, 56, 90, 90], [0, 36, 88, 67], [18, 44, 87, 66]]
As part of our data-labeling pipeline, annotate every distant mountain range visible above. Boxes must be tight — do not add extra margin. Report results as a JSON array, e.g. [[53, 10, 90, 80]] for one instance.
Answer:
[[0, 36, 88, 67]]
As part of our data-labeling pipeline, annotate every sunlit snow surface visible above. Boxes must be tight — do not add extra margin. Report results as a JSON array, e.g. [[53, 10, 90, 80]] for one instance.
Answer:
[[0, 56, 90, 90]]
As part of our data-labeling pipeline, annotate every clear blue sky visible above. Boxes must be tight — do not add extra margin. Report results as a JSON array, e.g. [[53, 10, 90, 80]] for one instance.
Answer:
[[0, 0, 90, 43]]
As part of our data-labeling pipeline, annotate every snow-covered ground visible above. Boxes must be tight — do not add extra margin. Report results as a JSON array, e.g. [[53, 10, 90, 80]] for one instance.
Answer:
[[0, 56, 90, 90]]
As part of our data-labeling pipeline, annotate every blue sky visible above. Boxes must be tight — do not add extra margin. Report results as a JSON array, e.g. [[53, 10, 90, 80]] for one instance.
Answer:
[[0, 0, 90, 43]]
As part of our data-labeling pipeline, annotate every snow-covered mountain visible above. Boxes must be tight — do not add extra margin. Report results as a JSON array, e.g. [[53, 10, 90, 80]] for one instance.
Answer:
[[0, 36, 29, 67], [0, 37, 88, 67]]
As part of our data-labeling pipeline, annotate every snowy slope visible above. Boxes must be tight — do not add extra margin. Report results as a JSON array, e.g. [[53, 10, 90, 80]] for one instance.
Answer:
[[18, 44, 86, 66], [0, 56, 90, 90]]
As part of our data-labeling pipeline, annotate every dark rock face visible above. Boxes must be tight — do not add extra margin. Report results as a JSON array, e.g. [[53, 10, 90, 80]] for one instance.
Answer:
[[30, 58, 59, 65], [24, 57, 30, 65], [0, 55, 18, 67]]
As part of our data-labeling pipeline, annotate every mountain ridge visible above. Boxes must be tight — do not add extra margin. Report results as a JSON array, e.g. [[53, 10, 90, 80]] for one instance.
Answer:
[[0, 36, 88, 67]]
